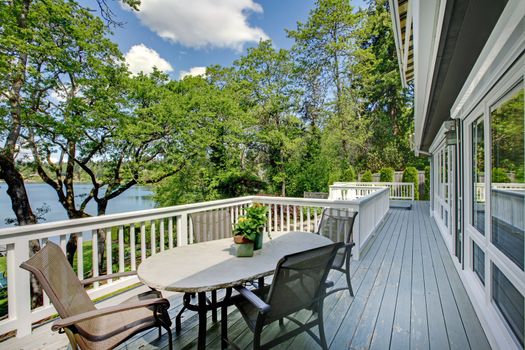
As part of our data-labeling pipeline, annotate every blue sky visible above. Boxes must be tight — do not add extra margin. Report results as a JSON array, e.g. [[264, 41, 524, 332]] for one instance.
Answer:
[[87, 0, 368, 79]]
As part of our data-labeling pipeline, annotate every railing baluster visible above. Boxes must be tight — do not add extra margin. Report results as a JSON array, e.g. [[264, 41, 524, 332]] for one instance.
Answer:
[[286, 205, 290, 232], [293, 205, 297, 231], [7, 242, 32, 337], [307, 207, 311, 232], [177, 213, 188, 246], [77, 233, 84, 280], [268, 204, 272, 234], [314, 208, 318, 230], [280, 205, 284, 233], [168, 218, 174, 249], [273, 204, 278, 232], [159, 220, 165, 252], [140, 222, 146, 261], [118, 225, 124, 273], [105, 229, 112, 283], [59, 235, 67, 254], [92, 230, 99, 288], [300, 206, 304, 231], [130, 225, 136, 271], [150, 220, 156, 255]]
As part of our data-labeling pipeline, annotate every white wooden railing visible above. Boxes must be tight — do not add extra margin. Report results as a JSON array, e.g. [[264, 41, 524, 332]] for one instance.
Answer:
[[331, 182, 415, 201], [474, 182, 525, 202], [0, 189, 389, 338]]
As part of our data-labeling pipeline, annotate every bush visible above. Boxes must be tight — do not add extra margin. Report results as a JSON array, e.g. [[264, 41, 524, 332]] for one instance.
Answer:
[[402, 166, 419, 200], [492, 168, 510, 183], [423, 166, 430, 200], [379, 167, 394, 182], [361, 170, 373, 182], [342, 166, 356, 182]]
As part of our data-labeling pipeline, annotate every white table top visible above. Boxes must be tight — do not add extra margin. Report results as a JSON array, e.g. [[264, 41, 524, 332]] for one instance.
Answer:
[[137, 231, 332, 293]]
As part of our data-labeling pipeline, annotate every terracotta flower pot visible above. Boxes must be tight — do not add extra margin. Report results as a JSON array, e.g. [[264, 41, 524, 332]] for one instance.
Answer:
[[233, 235, 252, 244]]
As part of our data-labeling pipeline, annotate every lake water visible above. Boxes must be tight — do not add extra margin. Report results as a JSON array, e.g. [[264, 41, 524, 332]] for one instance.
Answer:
[[0, 183, 156, 228]]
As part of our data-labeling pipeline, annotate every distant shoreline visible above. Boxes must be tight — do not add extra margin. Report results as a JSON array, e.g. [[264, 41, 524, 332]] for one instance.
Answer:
[[0, 180, 152, 189]]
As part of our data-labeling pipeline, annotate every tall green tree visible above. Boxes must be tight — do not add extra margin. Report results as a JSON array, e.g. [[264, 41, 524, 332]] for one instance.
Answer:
[[352, 0, 418, 170], [232, 40, 302, 196]]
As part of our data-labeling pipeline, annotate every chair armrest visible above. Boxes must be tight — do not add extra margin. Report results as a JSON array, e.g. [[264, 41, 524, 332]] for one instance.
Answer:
[[51, 297, 169, 331], [81, 271, 137, 286], [234, 286, 271, 314]]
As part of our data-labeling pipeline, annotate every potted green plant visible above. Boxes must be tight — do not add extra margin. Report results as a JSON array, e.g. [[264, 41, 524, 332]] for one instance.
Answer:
[[232, 204, 269, 256]]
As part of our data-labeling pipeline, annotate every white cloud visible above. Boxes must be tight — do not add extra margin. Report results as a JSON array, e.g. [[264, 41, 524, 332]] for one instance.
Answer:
[[132, 0, 269, 51], [124, 44, 174, 75], [179, 66, 207, 80]]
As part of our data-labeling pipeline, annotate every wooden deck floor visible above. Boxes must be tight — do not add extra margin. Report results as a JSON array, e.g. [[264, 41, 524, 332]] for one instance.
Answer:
[[3, 202, 490, 350]]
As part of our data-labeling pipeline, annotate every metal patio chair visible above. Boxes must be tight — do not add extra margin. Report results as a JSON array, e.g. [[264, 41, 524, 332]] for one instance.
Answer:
[[316, 208, 358, 297], [20, 242, 172, 350], [221, 242, 343, 350], [175, 208, 233, 333]]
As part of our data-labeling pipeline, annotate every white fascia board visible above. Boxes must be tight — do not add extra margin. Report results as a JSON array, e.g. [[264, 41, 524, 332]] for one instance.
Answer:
[[389, 0, 407, 88], [413, 0, 447, 153], [450, 0, 525, 120]]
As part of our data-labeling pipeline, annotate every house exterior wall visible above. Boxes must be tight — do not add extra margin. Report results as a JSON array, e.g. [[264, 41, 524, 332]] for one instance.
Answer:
[[392, 1, 525, 349]]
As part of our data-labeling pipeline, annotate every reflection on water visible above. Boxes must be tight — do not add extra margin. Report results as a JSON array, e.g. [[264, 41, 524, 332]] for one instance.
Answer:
[[0, 183, 156, 228]]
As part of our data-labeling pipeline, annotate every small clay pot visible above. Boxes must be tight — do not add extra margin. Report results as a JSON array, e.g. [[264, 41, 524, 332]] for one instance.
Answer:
[[233, 235, 252, 244]]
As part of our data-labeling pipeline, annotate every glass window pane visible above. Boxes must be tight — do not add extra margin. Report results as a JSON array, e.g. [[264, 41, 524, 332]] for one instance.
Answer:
[[490, 88, 524, 270], [492, 264, 524, 346], [472, 241, 485, 285], [472, 118, 485, 234]]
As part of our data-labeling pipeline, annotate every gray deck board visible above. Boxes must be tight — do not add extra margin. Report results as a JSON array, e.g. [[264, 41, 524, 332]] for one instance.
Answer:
[[419, 205, 450, 350], [409, 203, 429, 349], [2, 202, 491, 350]]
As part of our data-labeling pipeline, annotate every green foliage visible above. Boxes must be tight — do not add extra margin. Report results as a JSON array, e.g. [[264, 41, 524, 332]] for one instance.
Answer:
[[492, 168, 511, 183], [402, 167, 419, 199], [233, 204, 269, 241], [0, 0, 424, 228], [361, 170, 373, 182], [379, 167, 394, 182], [423, 166, 431, 200], [515, 167, 524, 182]]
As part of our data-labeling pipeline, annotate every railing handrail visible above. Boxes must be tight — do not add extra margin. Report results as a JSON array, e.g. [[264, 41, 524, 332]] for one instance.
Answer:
[[0, 192, 388, 241], [333, 181, 414, 186], [331, 182, 414, 201]]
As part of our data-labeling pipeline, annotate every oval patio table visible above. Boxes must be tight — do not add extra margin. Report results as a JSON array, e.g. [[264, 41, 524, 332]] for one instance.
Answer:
[[138, 231, 332, 349]]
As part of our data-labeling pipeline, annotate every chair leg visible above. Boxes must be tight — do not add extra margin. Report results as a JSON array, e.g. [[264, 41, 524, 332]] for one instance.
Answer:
[[317, 301, 328, 350], [346, 268, 354, 297], [162, 323, 173, 350], [345, 256, 354, 297]]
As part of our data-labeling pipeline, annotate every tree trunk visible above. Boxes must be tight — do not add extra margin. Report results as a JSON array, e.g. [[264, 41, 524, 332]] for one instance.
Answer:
[[0, 155, 43, 308]]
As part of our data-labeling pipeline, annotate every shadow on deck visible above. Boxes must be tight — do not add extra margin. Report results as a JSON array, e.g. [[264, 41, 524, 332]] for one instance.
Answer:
[[3, 202, 490, 350]]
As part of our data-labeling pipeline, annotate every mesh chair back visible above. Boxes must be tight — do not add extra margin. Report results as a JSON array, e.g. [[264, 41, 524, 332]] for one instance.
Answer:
[[20, 242, 96, 320], [317, 209, 357, 269], [190, 208, 232, 243], [264, 243, 343, 323], [317, 208, 357, 244]]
